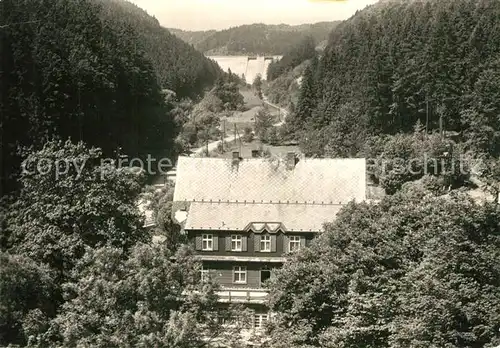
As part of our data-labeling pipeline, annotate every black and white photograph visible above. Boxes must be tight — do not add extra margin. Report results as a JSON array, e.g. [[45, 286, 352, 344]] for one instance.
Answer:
[[1, 0, 500, 347]]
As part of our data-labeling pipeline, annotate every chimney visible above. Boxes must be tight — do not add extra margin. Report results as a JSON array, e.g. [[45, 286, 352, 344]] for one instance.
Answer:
[[286, 152, 296, 170], [232, 151, 240, 167], [251, 150, 260, 158]]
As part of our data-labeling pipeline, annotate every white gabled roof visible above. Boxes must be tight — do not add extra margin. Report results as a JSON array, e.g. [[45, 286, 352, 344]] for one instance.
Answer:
[[173, 156, 366, 204], [184, 201, 344, 232]]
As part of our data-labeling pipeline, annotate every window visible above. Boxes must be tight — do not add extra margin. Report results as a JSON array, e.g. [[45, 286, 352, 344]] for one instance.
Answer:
[[260, 235, 271, 252], [233, 266, 247, 283], [200, 266, 209, 282], [254, 313, 269, 329], [202, 234, 213, 251], [260, 270, 271, 286], [231, 235, 242, 251], [289, 236, 301, 252]]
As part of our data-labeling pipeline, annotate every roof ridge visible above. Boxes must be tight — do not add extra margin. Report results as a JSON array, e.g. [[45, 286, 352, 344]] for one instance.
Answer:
[[188, 200, 347, 206], [178, 156, 367, 161]]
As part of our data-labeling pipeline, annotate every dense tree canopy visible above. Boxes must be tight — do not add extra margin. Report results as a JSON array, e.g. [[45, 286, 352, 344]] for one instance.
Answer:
[[33, 244, 225, 348], [0, 141, 143, 346], [4, 141, 147, 279], [172, 22, 339, 56], [267, 36, 317, 81], [0, 252, 56, 344], [96, 0, 222, 98], [266, 189, 500, 348], [290, 0, 500, 162], [0, 141, 243, 347], [1, 0, 221, 195]]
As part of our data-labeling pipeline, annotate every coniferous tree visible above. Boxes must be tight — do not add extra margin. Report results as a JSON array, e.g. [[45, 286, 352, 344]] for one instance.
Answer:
[[1, 0, 222, 195], [253, 74, 263, 100], [292, 0, 500, 159], [291, 62, 317, 132]]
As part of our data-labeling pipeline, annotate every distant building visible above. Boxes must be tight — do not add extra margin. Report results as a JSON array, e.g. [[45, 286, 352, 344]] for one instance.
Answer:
[[172, 152, 367, 333]]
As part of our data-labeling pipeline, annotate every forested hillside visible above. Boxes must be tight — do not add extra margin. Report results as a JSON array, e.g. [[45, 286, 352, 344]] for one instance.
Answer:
[[168, 28, 217, 47], [1, 0, 221, 195], [267, 36, 317, 81], [97, 0, 221, 97], [286, 0, 500, 192], [171, 22, 339, 55], [263, 60, 310, 111]]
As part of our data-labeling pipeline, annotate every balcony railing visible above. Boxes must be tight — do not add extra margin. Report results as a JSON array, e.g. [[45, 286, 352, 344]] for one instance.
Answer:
[[217, 287, 269, 304]]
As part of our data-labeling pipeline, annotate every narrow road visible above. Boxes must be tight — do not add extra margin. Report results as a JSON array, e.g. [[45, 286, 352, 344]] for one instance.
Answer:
[[189, 134, 238, 157], [189, 95, 289, 157], [263, 97, 288, 127]]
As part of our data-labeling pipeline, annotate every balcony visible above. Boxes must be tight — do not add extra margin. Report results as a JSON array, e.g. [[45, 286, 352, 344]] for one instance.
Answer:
[[217, 287, 269, 304], [195, 255, 286, 263]]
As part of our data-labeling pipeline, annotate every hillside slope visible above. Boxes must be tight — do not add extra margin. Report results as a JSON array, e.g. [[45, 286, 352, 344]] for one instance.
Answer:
[[168, 28, 217, 47], [96, 0, 222, 98], [1, 0, 221, 195], [264, 60, 310, 109], [170, 22, 340, 55], [294, 0, 500, 156]]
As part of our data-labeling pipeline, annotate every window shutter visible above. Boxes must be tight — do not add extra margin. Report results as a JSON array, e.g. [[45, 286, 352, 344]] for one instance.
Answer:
[[271, 235, 277, 252], [254, 234, 260, 252], [213, 235, 219, 251], [242, 236, 248, 251], [195, 235, 202, 250], [225, 236, 231, 251], [283, 235, 289, 253], [300, 236, 306, 249]]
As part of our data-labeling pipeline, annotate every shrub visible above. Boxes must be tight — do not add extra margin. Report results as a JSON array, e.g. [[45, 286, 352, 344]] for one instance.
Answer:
[[242, 127, 254, 143]]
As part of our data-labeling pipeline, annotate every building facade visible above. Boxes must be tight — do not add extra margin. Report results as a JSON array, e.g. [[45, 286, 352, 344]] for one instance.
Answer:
[[172, 152, 367, 331]]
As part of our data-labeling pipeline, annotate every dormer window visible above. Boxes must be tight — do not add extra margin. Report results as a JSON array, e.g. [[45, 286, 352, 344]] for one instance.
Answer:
[[254, 232, 276, 252], [260, 235, 271, 252], [231, 235, 242, 251]]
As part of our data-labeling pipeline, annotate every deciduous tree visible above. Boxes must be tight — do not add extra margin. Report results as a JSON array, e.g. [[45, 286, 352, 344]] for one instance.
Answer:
[[267, 190, 500, 348], [6, 140, 147, 280]]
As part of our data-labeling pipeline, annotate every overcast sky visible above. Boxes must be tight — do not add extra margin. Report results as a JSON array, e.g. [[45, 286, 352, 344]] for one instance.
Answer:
[[128, 0, 379, 31]]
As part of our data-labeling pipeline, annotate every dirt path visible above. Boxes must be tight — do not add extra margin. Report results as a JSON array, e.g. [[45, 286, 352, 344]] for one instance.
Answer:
[[189, 95, 288, 157], [263, 97, 288, 126]]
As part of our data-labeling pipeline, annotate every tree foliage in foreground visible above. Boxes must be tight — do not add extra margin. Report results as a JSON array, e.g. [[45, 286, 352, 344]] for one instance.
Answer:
[[266, 189, 500, 348], [0, 141, 242, 347], [0, 253, 56, 344], [31, 245, 228, 348], [0, 141, 145, 346], [4, 141, 147, 279]]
